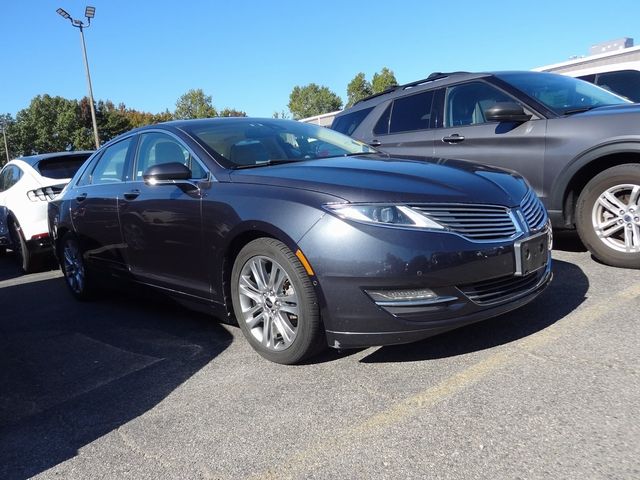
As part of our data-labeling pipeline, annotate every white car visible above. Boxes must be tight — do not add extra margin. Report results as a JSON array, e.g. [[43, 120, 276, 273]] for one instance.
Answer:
[[0, 152, 93, 272]]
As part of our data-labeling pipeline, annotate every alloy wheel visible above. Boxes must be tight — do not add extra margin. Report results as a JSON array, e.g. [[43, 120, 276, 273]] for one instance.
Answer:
[[592, 183, 640, 253], [237, 255, 299, 351], [63, 240, 85, 294]]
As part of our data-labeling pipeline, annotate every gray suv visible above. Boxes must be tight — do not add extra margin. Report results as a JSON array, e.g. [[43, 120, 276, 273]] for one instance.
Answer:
[[332, 71, 640, 269]]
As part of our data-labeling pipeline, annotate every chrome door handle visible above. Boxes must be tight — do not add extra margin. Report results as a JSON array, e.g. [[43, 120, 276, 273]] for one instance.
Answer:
[[442, 134, 465, 144], [123, 189, 140, 200]]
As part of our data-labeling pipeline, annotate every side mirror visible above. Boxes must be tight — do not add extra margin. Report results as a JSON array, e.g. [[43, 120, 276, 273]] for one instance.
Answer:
[[485, 102, 532, 123], [143, 162, 191, 184]]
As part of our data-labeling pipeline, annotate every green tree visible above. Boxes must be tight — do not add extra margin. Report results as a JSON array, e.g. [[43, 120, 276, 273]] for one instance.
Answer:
[[12, 95, 81, 154], [346, 72, 373, 107], [272, 110, 290, 119], [219, 108, 247, 117], [371, 67, 398, 94], [288, 83, 343, 120], [174, 89, 217, 119]]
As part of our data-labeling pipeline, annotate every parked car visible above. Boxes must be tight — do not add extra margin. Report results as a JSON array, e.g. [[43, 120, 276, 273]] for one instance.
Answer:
[[577, 69, 640, 102], [0, 151, 93, 271], [48, 118, 551, 364], [332, 71, 640, 269]]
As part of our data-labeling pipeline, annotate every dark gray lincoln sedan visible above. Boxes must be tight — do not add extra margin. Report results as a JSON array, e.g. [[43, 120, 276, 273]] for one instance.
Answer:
[[48, 118, 552, 364]]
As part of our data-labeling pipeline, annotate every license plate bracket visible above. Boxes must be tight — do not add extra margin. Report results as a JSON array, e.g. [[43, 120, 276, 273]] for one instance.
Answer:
[[514, 231, 548, 276]]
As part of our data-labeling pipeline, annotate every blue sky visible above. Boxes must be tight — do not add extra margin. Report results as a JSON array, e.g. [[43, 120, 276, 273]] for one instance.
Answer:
[[2, 0, 640, 118]]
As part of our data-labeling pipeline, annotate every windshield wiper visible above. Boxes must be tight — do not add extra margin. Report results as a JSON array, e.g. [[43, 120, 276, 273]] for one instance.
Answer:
[[343, 151, 380, 157], [562, 106, 600, 115], [232, 158, 300, 169]]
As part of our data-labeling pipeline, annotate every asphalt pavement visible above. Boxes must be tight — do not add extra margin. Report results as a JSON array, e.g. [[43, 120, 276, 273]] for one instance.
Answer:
[[0, 233, 638, 480]]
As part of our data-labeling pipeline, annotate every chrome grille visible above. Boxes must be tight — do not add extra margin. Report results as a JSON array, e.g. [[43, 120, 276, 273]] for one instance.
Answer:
[[458, 268, 547, 306], [520, 189, 547, 231], [411, 204, 517, 241]]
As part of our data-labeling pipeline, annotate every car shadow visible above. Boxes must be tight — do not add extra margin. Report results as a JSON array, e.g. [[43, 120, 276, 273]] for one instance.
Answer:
[[0, 251, 26, 281], [0, 250, 59, 282], [0, 271, 232, 480], [360, 259, 588, 363], [552, 230, 588, 253]]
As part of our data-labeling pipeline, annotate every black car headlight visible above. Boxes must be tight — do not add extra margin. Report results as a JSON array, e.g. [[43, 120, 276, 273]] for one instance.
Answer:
[[325, 203, 445, 230]]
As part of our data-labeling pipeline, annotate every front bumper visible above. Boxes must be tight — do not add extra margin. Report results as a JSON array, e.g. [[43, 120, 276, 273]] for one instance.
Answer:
[[298, 215, 552, 348]]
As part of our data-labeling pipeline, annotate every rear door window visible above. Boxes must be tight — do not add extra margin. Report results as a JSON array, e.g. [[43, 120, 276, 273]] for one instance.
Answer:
[[331, 107, 374, 135], [389, 90, 436, 133], [90, 138, 133, 185]]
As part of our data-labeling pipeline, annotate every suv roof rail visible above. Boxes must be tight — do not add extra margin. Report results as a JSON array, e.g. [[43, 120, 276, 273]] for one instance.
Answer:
[[353, 71, 470, 106], [353, 85, 400, 106]]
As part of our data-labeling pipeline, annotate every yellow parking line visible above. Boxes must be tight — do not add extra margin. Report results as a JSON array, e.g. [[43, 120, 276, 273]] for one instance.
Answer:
[[252, 282, 640, 480]]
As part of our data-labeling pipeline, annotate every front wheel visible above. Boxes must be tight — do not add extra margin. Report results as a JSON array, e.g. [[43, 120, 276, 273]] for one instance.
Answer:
[[576, 163, 640, 269], [230, 238, 325, 364]]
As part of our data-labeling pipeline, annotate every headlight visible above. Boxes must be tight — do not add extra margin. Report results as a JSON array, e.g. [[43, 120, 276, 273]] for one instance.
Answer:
[[325, 203, 445, 230]]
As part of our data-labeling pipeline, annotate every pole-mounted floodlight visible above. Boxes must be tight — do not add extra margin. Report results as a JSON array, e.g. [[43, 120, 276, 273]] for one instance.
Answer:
[[56, 8, 71, 20], [55, 6, 100, 149]]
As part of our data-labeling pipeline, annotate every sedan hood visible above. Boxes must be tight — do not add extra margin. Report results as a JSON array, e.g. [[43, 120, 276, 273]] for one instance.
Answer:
[[229, 155, 529, 206]]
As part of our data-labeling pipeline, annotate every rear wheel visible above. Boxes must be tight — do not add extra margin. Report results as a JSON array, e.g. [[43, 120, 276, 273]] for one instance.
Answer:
[[9, 220, 42, 273], [576, 163, 640, 269], [60, 233, 96, 300], [230, 238, 325, 364]]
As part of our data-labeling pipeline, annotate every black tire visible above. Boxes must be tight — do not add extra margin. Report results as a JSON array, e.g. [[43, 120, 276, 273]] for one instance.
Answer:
[[9, 220, 43, 273], [60, 233, 97, 300], [576, 163, 640, 269], [230, 238, 325, 364]]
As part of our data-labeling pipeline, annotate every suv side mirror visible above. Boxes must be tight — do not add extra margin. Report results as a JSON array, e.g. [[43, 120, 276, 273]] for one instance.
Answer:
[[485, 102, 532, 123], [143, 162, 192, 184]]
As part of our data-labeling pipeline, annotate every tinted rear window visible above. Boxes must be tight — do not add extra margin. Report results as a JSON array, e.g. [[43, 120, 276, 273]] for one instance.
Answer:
[[331, 107, 374, 135], [389, 90, 435, 133], [596, 70, 640, 102], [36, 154, 92, 179]]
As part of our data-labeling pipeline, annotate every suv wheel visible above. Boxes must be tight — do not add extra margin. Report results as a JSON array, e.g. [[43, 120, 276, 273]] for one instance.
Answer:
[[576, 163, 640, 268], [230, 238, 325, 364]]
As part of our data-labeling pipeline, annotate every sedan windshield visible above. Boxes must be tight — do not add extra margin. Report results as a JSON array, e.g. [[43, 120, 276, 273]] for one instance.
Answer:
[[498, 72, 631, 115], [183, 119, 376, 168]]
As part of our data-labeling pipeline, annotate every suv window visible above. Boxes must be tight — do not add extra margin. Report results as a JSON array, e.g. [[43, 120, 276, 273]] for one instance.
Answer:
[[595, 70, 640, 102], [90, 138, 132, 185], [331, 107, 374, 136], [135, 133, 207, 180], [389, 90, 436, 133], [0, 165, 23, 192], [445, 82, 514, 127], [36, 154, 91, 179]]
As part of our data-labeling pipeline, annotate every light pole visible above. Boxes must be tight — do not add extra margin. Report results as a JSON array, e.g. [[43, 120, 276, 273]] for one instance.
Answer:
[[56, 6, 100, 149], [1, 122, 9, 164]]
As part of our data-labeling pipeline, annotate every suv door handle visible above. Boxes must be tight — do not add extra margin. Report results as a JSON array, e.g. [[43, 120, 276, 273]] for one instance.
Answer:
[[123, 189, 141, 200], [442, 134, 465, 144], [370, 140, 382, 147], [76, 192, 87, 202]]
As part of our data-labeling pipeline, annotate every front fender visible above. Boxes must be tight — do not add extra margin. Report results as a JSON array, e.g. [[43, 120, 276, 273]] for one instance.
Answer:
[[549, 140, 640, 212]]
